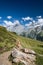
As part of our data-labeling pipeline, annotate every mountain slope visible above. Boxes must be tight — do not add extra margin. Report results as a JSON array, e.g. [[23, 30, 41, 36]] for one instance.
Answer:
[[0, 26, 43, 65], [20, 25, 43, 41], [0, 26, 43, 54], [36, 31, 43, 41], [0, 26, 17, 53], [7, 23, 43, 41]]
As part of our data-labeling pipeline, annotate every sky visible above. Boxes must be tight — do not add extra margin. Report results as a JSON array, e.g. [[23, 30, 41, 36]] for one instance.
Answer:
[[0, 0, 43, 33], [0, 0, 43, 18]]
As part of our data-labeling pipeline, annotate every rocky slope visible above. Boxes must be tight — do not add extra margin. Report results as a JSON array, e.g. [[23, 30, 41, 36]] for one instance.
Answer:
[[10, 41, 36, 65], [11, 48, 36, 65]]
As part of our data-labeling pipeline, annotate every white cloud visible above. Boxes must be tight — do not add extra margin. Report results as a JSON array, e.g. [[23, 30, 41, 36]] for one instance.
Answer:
[[0, 17, 2, 19], [32, 20, 35, 23], [5, 20, 24, 34], [4, 20, 13, 26], [36, 16, 42, 18], [3, 20, 20, 27], [25, 22, 32, 27], [37, 18, 43, 26], [7, 16, 12, 19], [13, 25, 25, 34], [1, 16, 43, 34], [25, 17, 43, 28], [22, 17, 33, 21], [13, 20, 20, 25], [32, 17, 43, 28]]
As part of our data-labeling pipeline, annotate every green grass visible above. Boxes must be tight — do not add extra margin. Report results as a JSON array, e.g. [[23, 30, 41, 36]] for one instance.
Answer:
[[17, 36, 43, 65], [0, 26, 43, 65], [0, 26, 16, 53], [36, 55, 43, 65]]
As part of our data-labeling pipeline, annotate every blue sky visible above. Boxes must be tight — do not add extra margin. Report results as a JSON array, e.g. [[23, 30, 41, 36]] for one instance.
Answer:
[[0, 0, 43, 30], [0, 0, 43, 18]]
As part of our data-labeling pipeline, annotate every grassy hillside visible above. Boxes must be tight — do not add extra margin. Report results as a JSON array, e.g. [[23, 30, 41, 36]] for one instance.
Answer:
[[0, 26, 43, 65], [0, 26, 17, 53]]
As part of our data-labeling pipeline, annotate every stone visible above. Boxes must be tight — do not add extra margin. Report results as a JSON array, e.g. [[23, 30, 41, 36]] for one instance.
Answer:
[[23, 48, 36, 54], [11, 48, 36, 65]]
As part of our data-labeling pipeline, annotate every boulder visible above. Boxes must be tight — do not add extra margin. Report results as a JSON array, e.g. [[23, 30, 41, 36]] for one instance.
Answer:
[[11, 48, 36, 65]]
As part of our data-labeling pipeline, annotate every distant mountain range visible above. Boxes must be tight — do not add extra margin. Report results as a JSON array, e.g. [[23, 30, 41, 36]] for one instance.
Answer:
[[20, 25, 43, 41], [7, 23, 43, 41]]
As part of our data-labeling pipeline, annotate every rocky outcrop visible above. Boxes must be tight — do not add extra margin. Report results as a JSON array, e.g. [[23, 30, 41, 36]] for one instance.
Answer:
[[10, 40, 36, 65], [11, 47, 36, 65]]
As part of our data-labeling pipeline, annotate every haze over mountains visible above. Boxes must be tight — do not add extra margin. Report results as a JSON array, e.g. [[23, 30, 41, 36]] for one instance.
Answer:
[[6, 16, 43, 41]]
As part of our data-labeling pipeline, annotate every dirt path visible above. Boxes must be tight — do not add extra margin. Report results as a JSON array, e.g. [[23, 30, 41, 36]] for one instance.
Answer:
[[0, 51, 12, 65]]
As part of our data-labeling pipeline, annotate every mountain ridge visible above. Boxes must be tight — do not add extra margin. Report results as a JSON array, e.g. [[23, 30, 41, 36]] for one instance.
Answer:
[[0, 26, 43, 65], [7, 24, 43, 41]]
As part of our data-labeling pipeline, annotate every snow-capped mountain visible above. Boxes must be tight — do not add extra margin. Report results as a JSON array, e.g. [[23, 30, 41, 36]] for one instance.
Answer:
[[6, 17, 43, 41]]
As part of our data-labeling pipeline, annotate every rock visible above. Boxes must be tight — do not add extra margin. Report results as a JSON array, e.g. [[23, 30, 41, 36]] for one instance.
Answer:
[[24, 48, 36, 55], [11, 48, 36, 65], [13, 58, 20, 63], [15, 40, 23, 49]]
